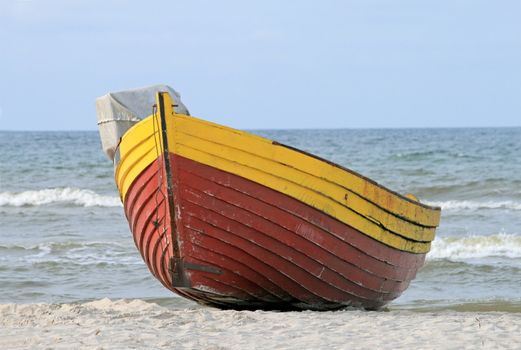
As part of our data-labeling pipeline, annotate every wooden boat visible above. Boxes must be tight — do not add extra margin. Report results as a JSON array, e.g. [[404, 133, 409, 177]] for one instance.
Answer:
[[96, 85, 440, 310]]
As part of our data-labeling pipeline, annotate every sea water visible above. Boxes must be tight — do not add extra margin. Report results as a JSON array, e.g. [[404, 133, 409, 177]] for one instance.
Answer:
[[1, 128, 520, 312]]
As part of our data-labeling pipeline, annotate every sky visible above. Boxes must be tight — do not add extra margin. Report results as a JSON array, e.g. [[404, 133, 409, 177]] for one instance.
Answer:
[[0, 0, 520, 130]]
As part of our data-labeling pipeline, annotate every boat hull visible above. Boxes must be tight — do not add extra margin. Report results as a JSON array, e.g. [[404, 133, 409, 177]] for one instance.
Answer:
[[106, 90, 440, 311], [124, 153, 426, 310]]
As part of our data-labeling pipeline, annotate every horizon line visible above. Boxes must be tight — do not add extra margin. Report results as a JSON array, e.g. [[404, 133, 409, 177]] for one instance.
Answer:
[[1, 125, 520, 133]]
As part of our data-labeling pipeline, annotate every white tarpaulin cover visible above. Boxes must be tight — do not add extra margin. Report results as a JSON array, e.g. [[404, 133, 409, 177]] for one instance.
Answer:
[[96, 84, 190, 161]]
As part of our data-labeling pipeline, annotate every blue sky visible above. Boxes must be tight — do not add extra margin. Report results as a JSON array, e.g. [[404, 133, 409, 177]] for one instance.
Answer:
[[1, 0, 520, 130]]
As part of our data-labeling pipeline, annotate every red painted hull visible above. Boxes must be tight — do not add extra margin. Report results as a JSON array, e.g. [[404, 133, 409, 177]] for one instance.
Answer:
[[124, 154, 426, 310]]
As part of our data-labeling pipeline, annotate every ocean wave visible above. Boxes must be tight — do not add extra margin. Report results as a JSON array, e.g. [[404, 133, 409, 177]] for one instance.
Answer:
[[429, 233, 521, 260], [425, 200, 521, 211], [0, 188, 121, 207], [393, 150, 477, 161], [0, 241, 141, 266]]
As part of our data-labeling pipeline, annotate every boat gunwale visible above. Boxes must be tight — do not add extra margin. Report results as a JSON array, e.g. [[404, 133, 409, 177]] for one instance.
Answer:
[[170, 113, 441, 214], [173, 127, 439, 236], [169, 115, 441, 232], [118, 112, 441, 215], [271, 140, 441, 212]]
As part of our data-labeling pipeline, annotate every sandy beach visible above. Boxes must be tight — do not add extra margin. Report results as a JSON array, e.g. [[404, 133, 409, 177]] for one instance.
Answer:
[[1, 298, 520, 350]]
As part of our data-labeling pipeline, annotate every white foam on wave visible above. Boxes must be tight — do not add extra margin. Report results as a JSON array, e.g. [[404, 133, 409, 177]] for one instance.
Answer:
[[425, 200, 521, 211], [429, 233, 521, 260], [0, 241, 141, 266], [0, 188, 122, 207]]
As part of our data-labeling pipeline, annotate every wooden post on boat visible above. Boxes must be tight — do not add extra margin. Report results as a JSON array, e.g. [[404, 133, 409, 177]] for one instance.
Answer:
[[156, 91, 189, 288]]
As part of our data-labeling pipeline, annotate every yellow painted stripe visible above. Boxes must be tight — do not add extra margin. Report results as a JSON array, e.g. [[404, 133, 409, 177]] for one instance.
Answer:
[[115, 118, 159, 199], [173, 131, 435, 242], [171, 115, 440, 230], [172, 115, 440, 228]]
